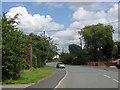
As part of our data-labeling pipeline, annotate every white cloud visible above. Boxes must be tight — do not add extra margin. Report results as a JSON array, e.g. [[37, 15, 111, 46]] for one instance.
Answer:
[[6, 7, 64, 34], [71, 4, 118, 29], [53, 29, 78, 40], [52, 28, 80, 52], [72, 4, 118, 21]]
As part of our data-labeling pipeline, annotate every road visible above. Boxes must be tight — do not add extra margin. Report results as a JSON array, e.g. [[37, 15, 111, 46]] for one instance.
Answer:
[[46, 62, 120, 89]]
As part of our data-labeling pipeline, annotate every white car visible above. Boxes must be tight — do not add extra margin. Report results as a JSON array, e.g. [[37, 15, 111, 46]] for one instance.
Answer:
[[56, 62, 65, 68]]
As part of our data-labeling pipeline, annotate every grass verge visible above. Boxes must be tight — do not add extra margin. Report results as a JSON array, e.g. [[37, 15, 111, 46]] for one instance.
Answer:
[[3, 66, 56, 84]]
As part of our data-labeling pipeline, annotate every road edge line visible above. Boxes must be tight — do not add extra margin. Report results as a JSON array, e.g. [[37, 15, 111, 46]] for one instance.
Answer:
[[55, 70, 68, 88]]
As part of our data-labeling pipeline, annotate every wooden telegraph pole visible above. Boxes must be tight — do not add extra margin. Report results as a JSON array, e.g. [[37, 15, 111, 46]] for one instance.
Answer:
[[29, 36, 33, 68]]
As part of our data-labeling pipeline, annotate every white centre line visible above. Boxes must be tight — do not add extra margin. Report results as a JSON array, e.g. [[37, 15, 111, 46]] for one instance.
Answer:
[[112, 79, 120, 83], [104, 74, 120, 83], [104, 74, 111, 78]]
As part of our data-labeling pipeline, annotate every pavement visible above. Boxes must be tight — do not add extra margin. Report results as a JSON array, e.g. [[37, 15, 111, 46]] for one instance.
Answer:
[[2, 84, 33, 89]]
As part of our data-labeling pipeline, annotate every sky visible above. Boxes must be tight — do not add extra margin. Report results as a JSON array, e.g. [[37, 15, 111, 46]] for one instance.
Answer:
[[1, 0, 120, 2], [1, 1, 119, 52]]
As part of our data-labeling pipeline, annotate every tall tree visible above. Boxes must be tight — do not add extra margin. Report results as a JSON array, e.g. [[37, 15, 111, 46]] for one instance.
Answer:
[[2, 13, 29, 80], [79, 23, 114, 61], [29, 33, 57, 67], [69, 44, 82, 55], [68, 44, 87, 65]]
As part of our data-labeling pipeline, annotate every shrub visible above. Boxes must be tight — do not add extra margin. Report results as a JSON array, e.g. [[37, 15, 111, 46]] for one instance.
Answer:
[[2, 13, 29, 80], [32, 54, 37, 68], [21, 59, 30, 70]]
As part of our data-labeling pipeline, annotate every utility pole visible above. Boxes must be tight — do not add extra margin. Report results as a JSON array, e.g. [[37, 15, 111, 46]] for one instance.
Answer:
[[29, 43, 33, 68], [79, 37, 82, 49], [75, 27, 83, 49], [43, 31, 45, 37], [62, 48, 64, 53], [28, 36, 33, 68]]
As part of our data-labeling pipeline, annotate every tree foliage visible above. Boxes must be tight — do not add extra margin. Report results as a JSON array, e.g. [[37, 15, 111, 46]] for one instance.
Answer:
[[32, 54, 37, 68], [79, 23, 114, 61], [2, 12, 58, 80], [29, 33, 57, 68], [61, 23, 115, 65], [2, 13, 29, 80], [69, 44, 82, 55], [61, 44, 87, 65]]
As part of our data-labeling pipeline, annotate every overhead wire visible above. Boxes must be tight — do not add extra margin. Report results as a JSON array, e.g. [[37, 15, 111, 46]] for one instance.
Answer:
[[44, 20, 120, 32]]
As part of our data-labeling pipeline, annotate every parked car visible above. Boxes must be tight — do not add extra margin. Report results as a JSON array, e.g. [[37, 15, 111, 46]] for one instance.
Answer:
[[110, 59, 119, 64], [106, 59, 120, 69], [56, 62, 65, 68], [114, 59, 120, 69]]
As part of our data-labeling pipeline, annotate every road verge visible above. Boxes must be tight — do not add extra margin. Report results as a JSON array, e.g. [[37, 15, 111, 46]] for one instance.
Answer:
[[2, 66, 56, 88]]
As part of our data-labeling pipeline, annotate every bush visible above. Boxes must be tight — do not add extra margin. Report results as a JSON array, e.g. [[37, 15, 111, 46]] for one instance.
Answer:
[[32, 54, 37, 68], [61, 53, 75, 65], [21, 59, 30, 70], [61, 52, 87, 65], [2, 13, 29, 80]]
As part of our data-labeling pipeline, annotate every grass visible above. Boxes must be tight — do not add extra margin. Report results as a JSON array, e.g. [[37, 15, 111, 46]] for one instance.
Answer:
[[2, 66, 56, 84]]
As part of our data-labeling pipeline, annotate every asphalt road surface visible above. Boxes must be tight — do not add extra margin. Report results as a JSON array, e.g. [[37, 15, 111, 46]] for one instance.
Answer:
[[56, 65, 119, 88]]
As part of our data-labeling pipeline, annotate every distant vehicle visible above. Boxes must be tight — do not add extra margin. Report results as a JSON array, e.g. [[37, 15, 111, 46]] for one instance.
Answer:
[[108, 59, 120, 69], [110, 59, 120, 64], [56, 62, 65, 68], [114, 59, 120, 69]]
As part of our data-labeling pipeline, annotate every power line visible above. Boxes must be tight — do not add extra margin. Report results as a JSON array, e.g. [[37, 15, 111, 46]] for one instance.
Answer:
[[75, 20, 120, 30], [105, 20, 120, 25], [36, 20, 119, 34], [43, 20, 120, 32]]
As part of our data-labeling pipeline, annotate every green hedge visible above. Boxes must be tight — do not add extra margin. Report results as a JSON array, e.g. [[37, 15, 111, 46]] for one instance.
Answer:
[[32, 54, 37, 68]]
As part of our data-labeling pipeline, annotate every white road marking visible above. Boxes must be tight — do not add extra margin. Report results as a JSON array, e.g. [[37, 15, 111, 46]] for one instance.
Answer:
[[104, 74, 111, 78], [55, 70, 68, 88], [104, 74, 120, 83], [110, 66, 116, 68], [112, 79, 120, 83]]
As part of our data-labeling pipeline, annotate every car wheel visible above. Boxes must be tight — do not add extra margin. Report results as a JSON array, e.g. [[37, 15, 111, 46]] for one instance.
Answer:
[[116, 65, 120, 69]]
